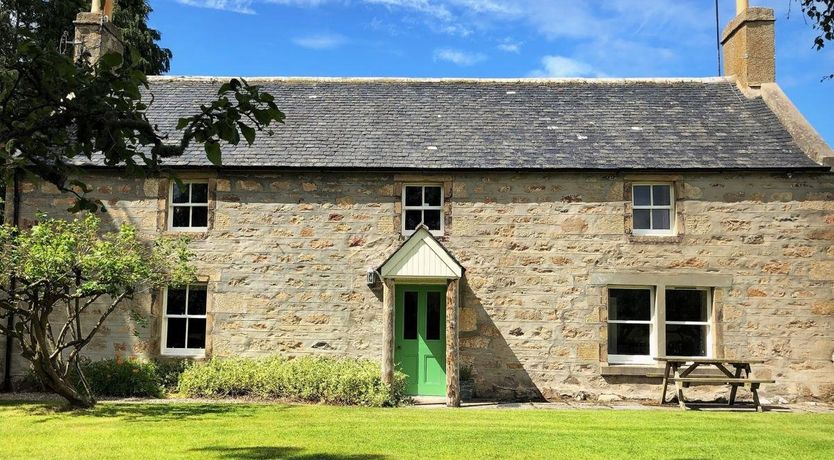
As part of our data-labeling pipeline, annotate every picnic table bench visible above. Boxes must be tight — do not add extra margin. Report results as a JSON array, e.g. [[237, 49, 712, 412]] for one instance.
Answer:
[[655, 356, 775, 412]]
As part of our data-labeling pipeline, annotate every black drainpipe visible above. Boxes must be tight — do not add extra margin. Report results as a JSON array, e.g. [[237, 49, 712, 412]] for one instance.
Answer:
[[2, 169, 20, 391]]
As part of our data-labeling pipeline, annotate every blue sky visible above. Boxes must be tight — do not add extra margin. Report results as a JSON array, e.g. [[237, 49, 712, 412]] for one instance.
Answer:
[[150, 0, 833, 145]]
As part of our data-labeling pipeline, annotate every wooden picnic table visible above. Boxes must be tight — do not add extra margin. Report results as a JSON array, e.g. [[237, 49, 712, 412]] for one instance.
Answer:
[[655, 356, 774, 412]]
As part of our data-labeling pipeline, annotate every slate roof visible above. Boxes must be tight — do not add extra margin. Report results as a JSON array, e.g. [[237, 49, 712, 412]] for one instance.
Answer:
[[126, 76, 823, 170]]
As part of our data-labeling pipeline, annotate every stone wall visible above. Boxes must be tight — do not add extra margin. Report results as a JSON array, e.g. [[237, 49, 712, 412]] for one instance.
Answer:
[[5, 170, 834, 401]]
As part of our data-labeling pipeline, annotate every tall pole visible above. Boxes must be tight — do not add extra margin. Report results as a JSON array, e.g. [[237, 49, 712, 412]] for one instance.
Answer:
[[715, 0, 722, 76]]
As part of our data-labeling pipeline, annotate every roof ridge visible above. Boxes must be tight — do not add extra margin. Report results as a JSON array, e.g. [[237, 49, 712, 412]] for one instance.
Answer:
[[146, 75, 735, 85]]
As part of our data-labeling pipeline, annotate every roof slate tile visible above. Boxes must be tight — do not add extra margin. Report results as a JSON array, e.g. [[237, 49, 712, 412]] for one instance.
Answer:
[[118, 77, 823, 170]]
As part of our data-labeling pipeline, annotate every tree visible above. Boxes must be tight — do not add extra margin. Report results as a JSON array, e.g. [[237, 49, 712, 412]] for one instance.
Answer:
[[799, 0, 834, 78], [0, 0, 171, 75], [1, 2, 285, 211], [0, 214, 195, 408]]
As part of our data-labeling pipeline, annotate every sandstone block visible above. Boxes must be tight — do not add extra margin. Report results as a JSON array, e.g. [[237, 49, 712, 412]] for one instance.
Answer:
[[577, 343, 599, 361], [143, 179, 159, 197], [811, 301, 834, 316], [238, 180, 262, 192], [216, 179, 231, 192], [809, 262, 834, 281]]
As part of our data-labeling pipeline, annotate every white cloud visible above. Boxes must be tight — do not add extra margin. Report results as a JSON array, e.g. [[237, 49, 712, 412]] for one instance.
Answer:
[[497, 38, 521, 53], [292, 33, 348, 49], [529, 55, 604, 78], [266, 0, 332, 4], [433, 48, 486, 65], [365, 0, 453, 21], [176, 0, 256, 14]]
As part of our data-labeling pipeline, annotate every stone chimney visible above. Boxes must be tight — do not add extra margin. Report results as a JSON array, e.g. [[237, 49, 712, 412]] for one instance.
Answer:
[[721, 0, 775, 88], [73, 0, 123, 65]]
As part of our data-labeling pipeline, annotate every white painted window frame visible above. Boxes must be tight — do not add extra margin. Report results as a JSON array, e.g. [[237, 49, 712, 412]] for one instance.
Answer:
[[401, 184, 444, 237], [631, 183, 675, 236], [161, 284, 207, 357], [663, 287, 713, 359], [607, 286, 657, 365], [607, 285, 714, 365], [168, 180, 209, 232]]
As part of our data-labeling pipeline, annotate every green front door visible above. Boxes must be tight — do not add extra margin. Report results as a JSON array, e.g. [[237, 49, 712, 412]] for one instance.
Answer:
[[395, 284, 447, 396]]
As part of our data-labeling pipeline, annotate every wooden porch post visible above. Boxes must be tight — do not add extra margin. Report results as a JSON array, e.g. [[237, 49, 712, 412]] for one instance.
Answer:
[[382, 279, 395, 386], [445, 278, 460, 407]]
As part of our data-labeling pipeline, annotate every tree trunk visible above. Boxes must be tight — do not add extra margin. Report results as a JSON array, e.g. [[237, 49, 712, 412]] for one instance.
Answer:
[[32, 357, 96, 409]]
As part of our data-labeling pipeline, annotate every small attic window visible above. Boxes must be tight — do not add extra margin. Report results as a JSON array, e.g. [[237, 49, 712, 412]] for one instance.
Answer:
[[632, 184, 674, 236], [169, 181, 209, 231], [402, 185, 443, 236]]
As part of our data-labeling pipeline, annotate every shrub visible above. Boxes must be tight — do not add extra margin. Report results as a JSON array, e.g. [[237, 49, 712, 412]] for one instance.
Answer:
[[178, 356, 408, 407], [78, 358, 163, 398], [153, 358, 192, 391]]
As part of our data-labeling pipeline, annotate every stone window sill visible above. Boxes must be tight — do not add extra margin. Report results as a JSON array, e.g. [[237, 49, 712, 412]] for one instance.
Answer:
[[160, 230, 210, 240], [600, 365, 724, 378], [627, 234, 684, 244]]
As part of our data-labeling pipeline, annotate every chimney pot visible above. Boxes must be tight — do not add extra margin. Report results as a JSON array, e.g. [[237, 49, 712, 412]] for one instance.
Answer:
[[104, 0, 115, 18], [736, 0, 749, 14]]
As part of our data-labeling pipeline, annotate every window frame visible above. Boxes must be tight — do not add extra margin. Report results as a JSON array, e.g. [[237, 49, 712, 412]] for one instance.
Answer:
[[631, 183, 675, 236], [606, 285, 714, 365], [607, 286, 657, 365], [167, 180, 209, 232], [401, 183, 444, 237], [663, 287, 712, 359], [160, 284, 208, 357]]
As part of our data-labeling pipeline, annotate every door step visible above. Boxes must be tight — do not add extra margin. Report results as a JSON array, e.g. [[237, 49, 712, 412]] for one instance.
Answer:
[[410, 396, 447, 405]]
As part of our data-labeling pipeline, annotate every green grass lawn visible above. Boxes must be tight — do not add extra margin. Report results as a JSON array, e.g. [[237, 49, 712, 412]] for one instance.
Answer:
[[1, 401, 833, 459]]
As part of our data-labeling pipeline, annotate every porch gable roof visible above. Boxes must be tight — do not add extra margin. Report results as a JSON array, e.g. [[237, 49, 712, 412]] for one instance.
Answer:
[[378, 226, 464, 279]]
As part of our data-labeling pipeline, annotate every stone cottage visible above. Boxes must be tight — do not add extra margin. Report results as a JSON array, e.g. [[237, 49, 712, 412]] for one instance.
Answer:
[[2, 3, 833, 405]]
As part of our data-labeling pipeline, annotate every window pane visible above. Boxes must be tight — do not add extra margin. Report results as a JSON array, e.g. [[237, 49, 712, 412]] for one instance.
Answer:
[[405, 210, 422, 230], [187, 318, 207, 349], [405, 186, 422, 206], [172, 183, 189, 204], [166, 288, 187, 315], [188, 286, 207, 315], [609, 288, 651, 321], [608, 323, 650, 356], [652, 185, 671, 206], [423, 210, 441, 231], [166, 318, 187, 348], [424, 186, 441, 206], [191, 206, 208, 228], [633, 209, 651, 230], [426, 292, 441, 340], [651, 209, 671, 230], [191, 183, 208, 203], [172, 207, 190, 227], [666, 324, 707, 356], [633, 185, 651, 206], [666, 289, 708, 322], [403, 292, 418, 340]]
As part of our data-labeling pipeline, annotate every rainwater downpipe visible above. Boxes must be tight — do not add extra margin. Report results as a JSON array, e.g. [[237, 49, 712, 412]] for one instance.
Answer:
[[2, 169, 20, 391]]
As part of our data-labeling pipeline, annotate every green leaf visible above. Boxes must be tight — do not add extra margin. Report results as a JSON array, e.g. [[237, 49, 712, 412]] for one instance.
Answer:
[[204, 141, 222, 166], [99, 52, 123, 69], [238, 122, 256, 145]]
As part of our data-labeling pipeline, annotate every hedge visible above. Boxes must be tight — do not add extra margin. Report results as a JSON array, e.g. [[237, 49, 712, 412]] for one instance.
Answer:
[[177, 356, 408, 407], [78, 358, 163, 398]]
